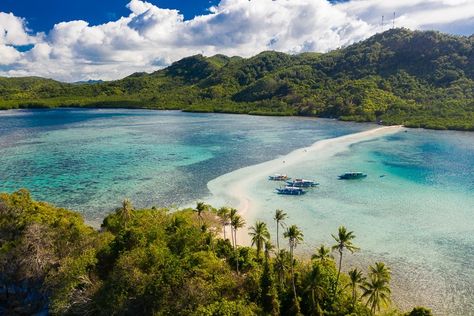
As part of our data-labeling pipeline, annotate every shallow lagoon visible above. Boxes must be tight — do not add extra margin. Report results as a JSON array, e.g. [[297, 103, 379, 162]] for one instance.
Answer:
[[0, 109, 473, 314], [227, 129, 474, 315]]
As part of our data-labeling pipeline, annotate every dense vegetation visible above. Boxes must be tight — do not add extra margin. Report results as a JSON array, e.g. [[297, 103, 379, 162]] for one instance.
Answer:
[[0, 28, 473, 131], [0, 190, 432, 315], [0, 29, 473, 131]]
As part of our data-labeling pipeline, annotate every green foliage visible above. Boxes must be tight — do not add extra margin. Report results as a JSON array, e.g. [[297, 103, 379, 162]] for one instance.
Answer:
[[0, 189, 101, 315], [193, 299, 259, 316], [405, 307, 433, 316], [1, 29, 472, 130], [0, 190, 432, 315]]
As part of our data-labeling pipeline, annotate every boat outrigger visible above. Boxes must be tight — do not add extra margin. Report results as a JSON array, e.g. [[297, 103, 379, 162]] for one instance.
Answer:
[[338, 172, 367, 180], [286, 179, 319, 187], [276, 186, 306, 195], [268, 174, 290, 181]]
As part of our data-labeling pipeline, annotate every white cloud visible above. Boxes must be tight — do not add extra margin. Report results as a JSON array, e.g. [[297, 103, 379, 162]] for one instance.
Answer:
[[0, 12, 38, 65], [0, 0, 472, 82], [0, 44, 21, 65], [336, 0, 474, 34], [0, 12, 36, 45]]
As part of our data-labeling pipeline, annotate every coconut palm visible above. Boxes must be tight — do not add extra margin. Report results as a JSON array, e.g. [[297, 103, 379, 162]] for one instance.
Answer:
[[249, 221, 270, 260], [217, 207, 230, 240], [194, 201, 208, 225], [331, 226, 359, 297], [311, 245, 333, 263], [231, 214, 246, 246], [274, 249, 290, 287], [284, 224, 304, 311], [274, 209, 287, 250], [118, 199, 134, 228], [369, 262, 391, 282], [231, 214, 246, 273], [264, 240, 274, 263], [361, 272, 391, 315], [346, 268, 365, 309], [305, 264, 327, 316], [229, 208, 238, 248]]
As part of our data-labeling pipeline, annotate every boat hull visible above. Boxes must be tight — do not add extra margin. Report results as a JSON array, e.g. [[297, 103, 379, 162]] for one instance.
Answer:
[[338, 173, 367, 180], [286, 181, 319, 187], [276, 188, 306, 195]]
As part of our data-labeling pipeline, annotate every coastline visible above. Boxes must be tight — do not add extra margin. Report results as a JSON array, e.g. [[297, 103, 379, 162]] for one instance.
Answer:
[[206, 125, 404, 244]]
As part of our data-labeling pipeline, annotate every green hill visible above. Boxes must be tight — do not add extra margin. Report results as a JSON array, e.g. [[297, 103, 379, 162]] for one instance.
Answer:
[[1, 28, 473, 130]]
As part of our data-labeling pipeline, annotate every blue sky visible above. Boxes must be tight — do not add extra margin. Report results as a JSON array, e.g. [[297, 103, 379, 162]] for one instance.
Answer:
[[0, 0, 473, 81], [0, 0, 221, 32]]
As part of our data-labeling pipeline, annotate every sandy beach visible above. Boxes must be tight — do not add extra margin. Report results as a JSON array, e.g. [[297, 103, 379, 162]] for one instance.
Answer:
[[207, 125, 404, 244]]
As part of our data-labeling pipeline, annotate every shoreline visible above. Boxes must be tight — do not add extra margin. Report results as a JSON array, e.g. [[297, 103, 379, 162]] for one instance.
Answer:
[[2, 107, 471, 132], [206, 125, 404, 244]]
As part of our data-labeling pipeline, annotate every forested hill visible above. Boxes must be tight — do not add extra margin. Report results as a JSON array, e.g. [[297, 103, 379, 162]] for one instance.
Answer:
[[1, 28, 473, 130]]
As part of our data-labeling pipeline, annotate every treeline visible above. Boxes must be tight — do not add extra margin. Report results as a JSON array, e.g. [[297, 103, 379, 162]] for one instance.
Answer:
[[0, 28, 473, 131], [0, 190, 432, 315], [0, 29, 473, 131]]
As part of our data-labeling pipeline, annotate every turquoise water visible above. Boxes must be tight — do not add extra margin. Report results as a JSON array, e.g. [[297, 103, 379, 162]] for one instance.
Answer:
[[0, 109, 368, 222], [1, 109, 473, 314], [245, 129, 474, 315]]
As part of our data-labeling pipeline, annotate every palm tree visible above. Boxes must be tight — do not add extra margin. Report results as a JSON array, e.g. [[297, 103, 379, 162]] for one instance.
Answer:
[[311, 245, 333, 263], [305, 264, 327, 316], [284, 224, 304, 312], [231, 214, 246, 246], [346, 268, 365, 309], [249, 221, 270, 260], [229, 208, 238, 248], [194, 201, 208, 225], [361, 272, 391, 315], [274, 209, 287, 251], [264, 240, 274, 263], [369, 262, 391, 282], [331, 226, 359, 297], [217, 207, 230, 240], [118, 199, 134, 228], [231, 214, 246, 274], [274, 249, 290, 287]]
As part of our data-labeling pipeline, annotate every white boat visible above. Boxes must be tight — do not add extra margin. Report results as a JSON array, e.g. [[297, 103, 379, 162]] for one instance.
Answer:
[[268, 174, 290, 181], [286, 178, 319, 187], [276, 186, 306, 195]]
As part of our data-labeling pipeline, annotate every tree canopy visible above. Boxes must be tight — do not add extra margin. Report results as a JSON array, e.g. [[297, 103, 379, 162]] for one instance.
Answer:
[[0, 190, 432, 315]]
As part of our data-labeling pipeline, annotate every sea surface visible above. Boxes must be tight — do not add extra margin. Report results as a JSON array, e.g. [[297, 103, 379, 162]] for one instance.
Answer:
[[0, 108, 369, 222], [0, 109, 473, 315]]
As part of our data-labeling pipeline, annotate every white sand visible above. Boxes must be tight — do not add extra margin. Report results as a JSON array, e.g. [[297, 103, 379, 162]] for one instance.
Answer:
[[206, 125, 404, 244]]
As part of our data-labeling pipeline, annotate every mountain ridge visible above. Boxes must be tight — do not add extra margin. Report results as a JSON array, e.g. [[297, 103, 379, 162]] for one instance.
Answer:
[[1, 28, 473, 130]]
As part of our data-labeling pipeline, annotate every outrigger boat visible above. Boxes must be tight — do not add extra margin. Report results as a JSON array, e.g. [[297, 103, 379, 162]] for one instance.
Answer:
[[286, 179, 319, 187], [276, 186, 306, 195], [268, 174, 290, 181], [338, 172, 367, 180]]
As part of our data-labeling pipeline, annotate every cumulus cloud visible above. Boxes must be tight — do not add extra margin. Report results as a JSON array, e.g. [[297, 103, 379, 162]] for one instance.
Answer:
[[0, 0, 472, 81], [0, 12, 39, 65], [0, 12, 37, 46], [336, 0, 474, 34]]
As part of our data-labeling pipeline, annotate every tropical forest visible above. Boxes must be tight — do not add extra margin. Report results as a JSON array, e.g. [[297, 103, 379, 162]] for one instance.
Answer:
[[0, 190, 432, 315]]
